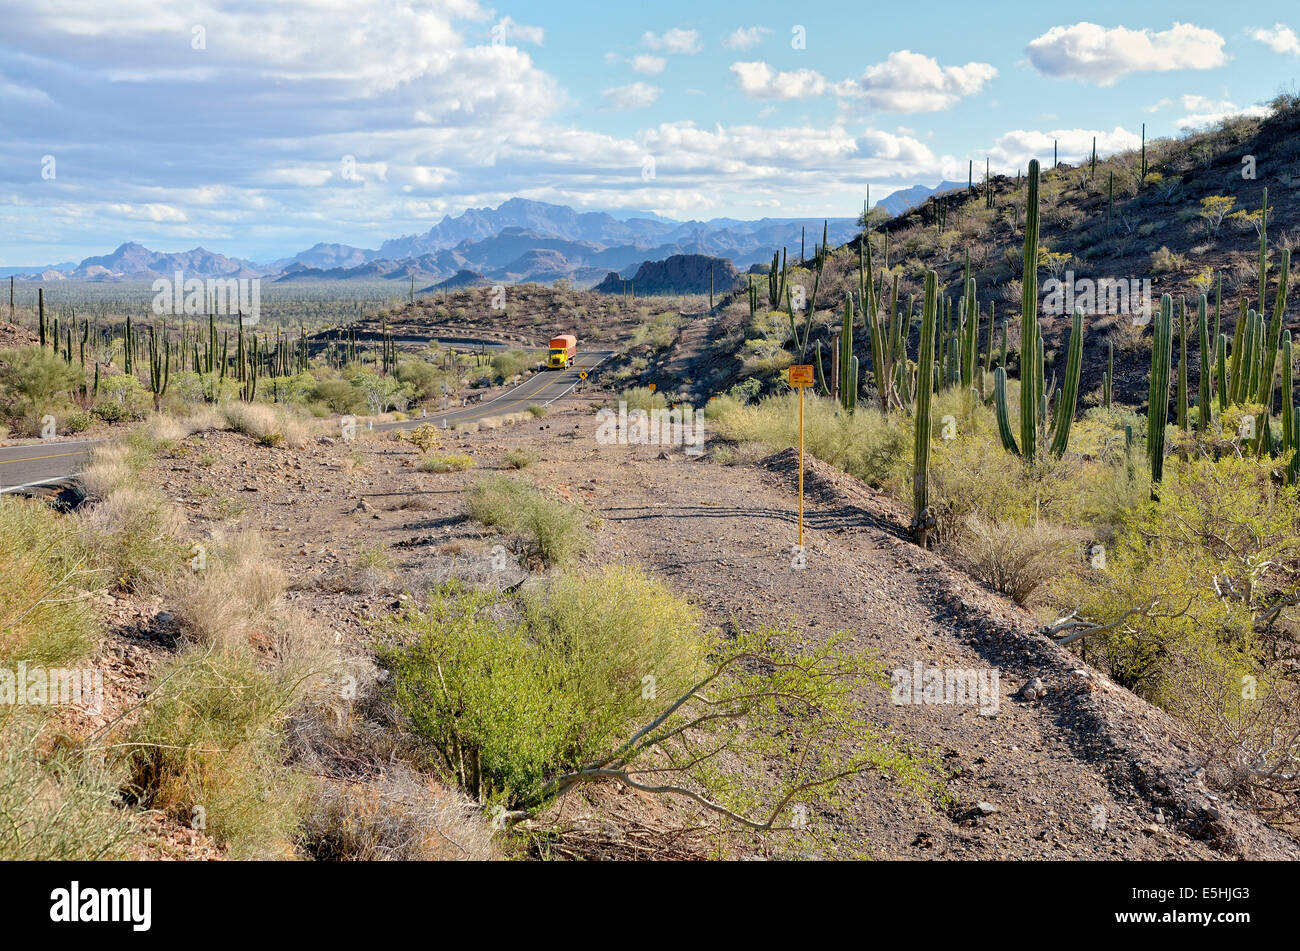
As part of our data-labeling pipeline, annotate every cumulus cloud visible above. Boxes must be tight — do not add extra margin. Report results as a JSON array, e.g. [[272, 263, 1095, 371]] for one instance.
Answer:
[[492, 16, 544, 46], [0, 0, 964, 260], [641, 28, 702, 55], [732, 50, 995, 111], [1025, 22, 1228, 85], [1175, 95, 1270, 128], [730, 61, 831, 100], [845, 50, 997, 112], [1249, 24, 1300, 55], [987, 126, 1141, 170], [631, 54, 666, 75], [723, 26, 769, 51], [603, 82, 661, 110]]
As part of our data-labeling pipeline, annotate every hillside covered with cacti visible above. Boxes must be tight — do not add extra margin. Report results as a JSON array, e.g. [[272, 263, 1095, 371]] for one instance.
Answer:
[[663, 94, 1300, 827]]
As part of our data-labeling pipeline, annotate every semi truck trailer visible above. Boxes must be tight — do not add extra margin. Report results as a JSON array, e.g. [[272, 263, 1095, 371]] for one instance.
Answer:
[[547, 334, 577, 369]]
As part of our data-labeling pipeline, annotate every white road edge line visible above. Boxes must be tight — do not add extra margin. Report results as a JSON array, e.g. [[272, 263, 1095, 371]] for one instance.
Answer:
[[0, 475, 77, 494], [542, 352, 612, 406]]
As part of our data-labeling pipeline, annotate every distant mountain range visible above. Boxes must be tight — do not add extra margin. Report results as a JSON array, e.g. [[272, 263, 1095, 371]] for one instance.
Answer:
[[8, 197, 870, 289], [874, 181, 969, 218]]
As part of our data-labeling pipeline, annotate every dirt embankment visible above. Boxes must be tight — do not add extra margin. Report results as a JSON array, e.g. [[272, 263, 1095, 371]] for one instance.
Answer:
[[103, 394, 1300, 859]]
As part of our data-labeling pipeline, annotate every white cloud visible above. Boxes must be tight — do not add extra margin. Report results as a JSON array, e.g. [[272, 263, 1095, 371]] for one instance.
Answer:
[[0, 0, 973, 259], [846, 50, 997, 112], [641, 28, 702, 55], [603, 82, 661, 110], [1175, 95, 1270, 128], [732, 51, 995, 111], [987, 126, 1141, 170], [723, 26, 769, 51], [492, 16, 544, 46], [730, 61, 830, 100], [1026, 22, 1228, 85], [1249, 24, 1300, 55], [631, 55, 666, 75]]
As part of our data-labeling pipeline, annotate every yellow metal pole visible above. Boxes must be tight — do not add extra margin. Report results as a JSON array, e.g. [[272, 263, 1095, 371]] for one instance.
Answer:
[[798, 385, 804, 548]]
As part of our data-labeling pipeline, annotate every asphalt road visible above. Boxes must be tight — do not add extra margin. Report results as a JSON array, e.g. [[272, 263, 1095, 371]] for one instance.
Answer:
[[0, 346, 611, 494], [0, 439, 100, 494]]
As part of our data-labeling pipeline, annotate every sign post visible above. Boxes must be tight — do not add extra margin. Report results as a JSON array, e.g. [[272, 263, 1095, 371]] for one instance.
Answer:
[[787, 364, 814, 548]]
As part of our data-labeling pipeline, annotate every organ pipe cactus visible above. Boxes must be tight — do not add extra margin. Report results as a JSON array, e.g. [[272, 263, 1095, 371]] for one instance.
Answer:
[[839, 296, 857, 413], [1197, 294, 1211, 432], [1255, 248, 1290, 407], [147, 324, 170, 411], [911, 270, 939, 548], [1176, 298, 1189, 431], [1048, 308, 1084, 458], [1019, 160, 1042, 461], [1147, 294, 1174, 495]]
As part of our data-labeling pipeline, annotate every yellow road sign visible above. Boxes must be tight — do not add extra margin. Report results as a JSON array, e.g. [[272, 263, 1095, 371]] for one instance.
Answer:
[[579, 371, 588, 380], [648, 382, 656, 392], [788, 364, 814, 387]]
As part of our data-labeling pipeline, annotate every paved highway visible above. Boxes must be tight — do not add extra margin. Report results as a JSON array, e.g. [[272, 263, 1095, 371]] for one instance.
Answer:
[[0, 347, 611, 494]]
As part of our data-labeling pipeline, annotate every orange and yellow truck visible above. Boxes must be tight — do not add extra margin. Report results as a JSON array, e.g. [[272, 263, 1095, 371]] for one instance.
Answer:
[[547, 334, 577, 369]]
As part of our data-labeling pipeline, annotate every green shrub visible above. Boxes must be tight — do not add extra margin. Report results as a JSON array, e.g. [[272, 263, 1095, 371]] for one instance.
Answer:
[[526, 403, 547, 418], [0, 346, 82, 419], [419, 452, 475, 473], [501, 449, 537, 469], [465, 474, 592, 568], [380, 575, 939, 827], [92, 399, 130, 423], [63, 410, 94, 433], [618, 386, 667, 413], [0, 499, 100, 667], [0, 713, 137, 860], [380, 567, 703, 806], [490, 349, 538, 380], [123, 646, 307, 858], [311, 376, 364, 414]]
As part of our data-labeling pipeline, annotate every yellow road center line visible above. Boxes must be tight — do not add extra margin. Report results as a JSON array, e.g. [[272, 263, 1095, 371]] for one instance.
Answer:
[[0, 449, 90, 465]]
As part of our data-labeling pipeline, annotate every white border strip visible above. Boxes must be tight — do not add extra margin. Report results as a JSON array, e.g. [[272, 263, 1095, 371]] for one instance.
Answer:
[[0, 475, 78, 494]]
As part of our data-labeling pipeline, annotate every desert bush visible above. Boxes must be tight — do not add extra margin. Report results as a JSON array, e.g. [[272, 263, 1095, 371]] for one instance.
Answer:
[[0, 499, 99, 667], [501, 449, 537, 469], [1064, 455, 1300, 700], [222, 403, 308, 449], [1151, 245, 1188, 273], [151, 531, 287, 652], [956, 514, 1080, 605], [631, 313, 681, 351], [526, 403, 547, 418], [406, 423, 440, 454], [0, 713, 137, 860], [123, 645, 308, 858], [380, 576, 938, 826], [0, 346, 82, 420], [465, 474, 593, 568], [708, 391, 908, 487], [299, 768, 496, 861], [379, 568, 704, 805], [311, 376, 364, 414], [490, 349, 538, 380], [77, 485, 187, 591], [419, 452, 475, 473], [618, 386, 667, 413]]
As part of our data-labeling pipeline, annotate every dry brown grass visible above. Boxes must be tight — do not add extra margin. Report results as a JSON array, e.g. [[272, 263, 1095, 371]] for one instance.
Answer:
[[300, 767, 497, 861], [955, 514, 1081, 605]]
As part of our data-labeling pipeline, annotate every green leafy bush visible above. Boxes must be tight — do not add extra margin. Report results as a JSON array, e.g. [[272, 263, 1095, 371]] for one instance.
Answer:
[[465, 474, 592, 568]]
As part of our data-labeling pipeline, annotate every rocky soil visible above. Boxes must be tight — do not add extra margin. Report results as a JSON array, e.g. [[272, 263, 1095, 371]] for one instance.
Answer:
[[96, 388, 1300, 860]]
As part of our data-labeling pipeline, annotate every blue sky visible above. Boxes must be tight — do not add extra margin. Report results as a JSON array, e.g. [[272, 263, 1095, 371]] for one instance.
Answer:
[[1, 0, 1297, 264]]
